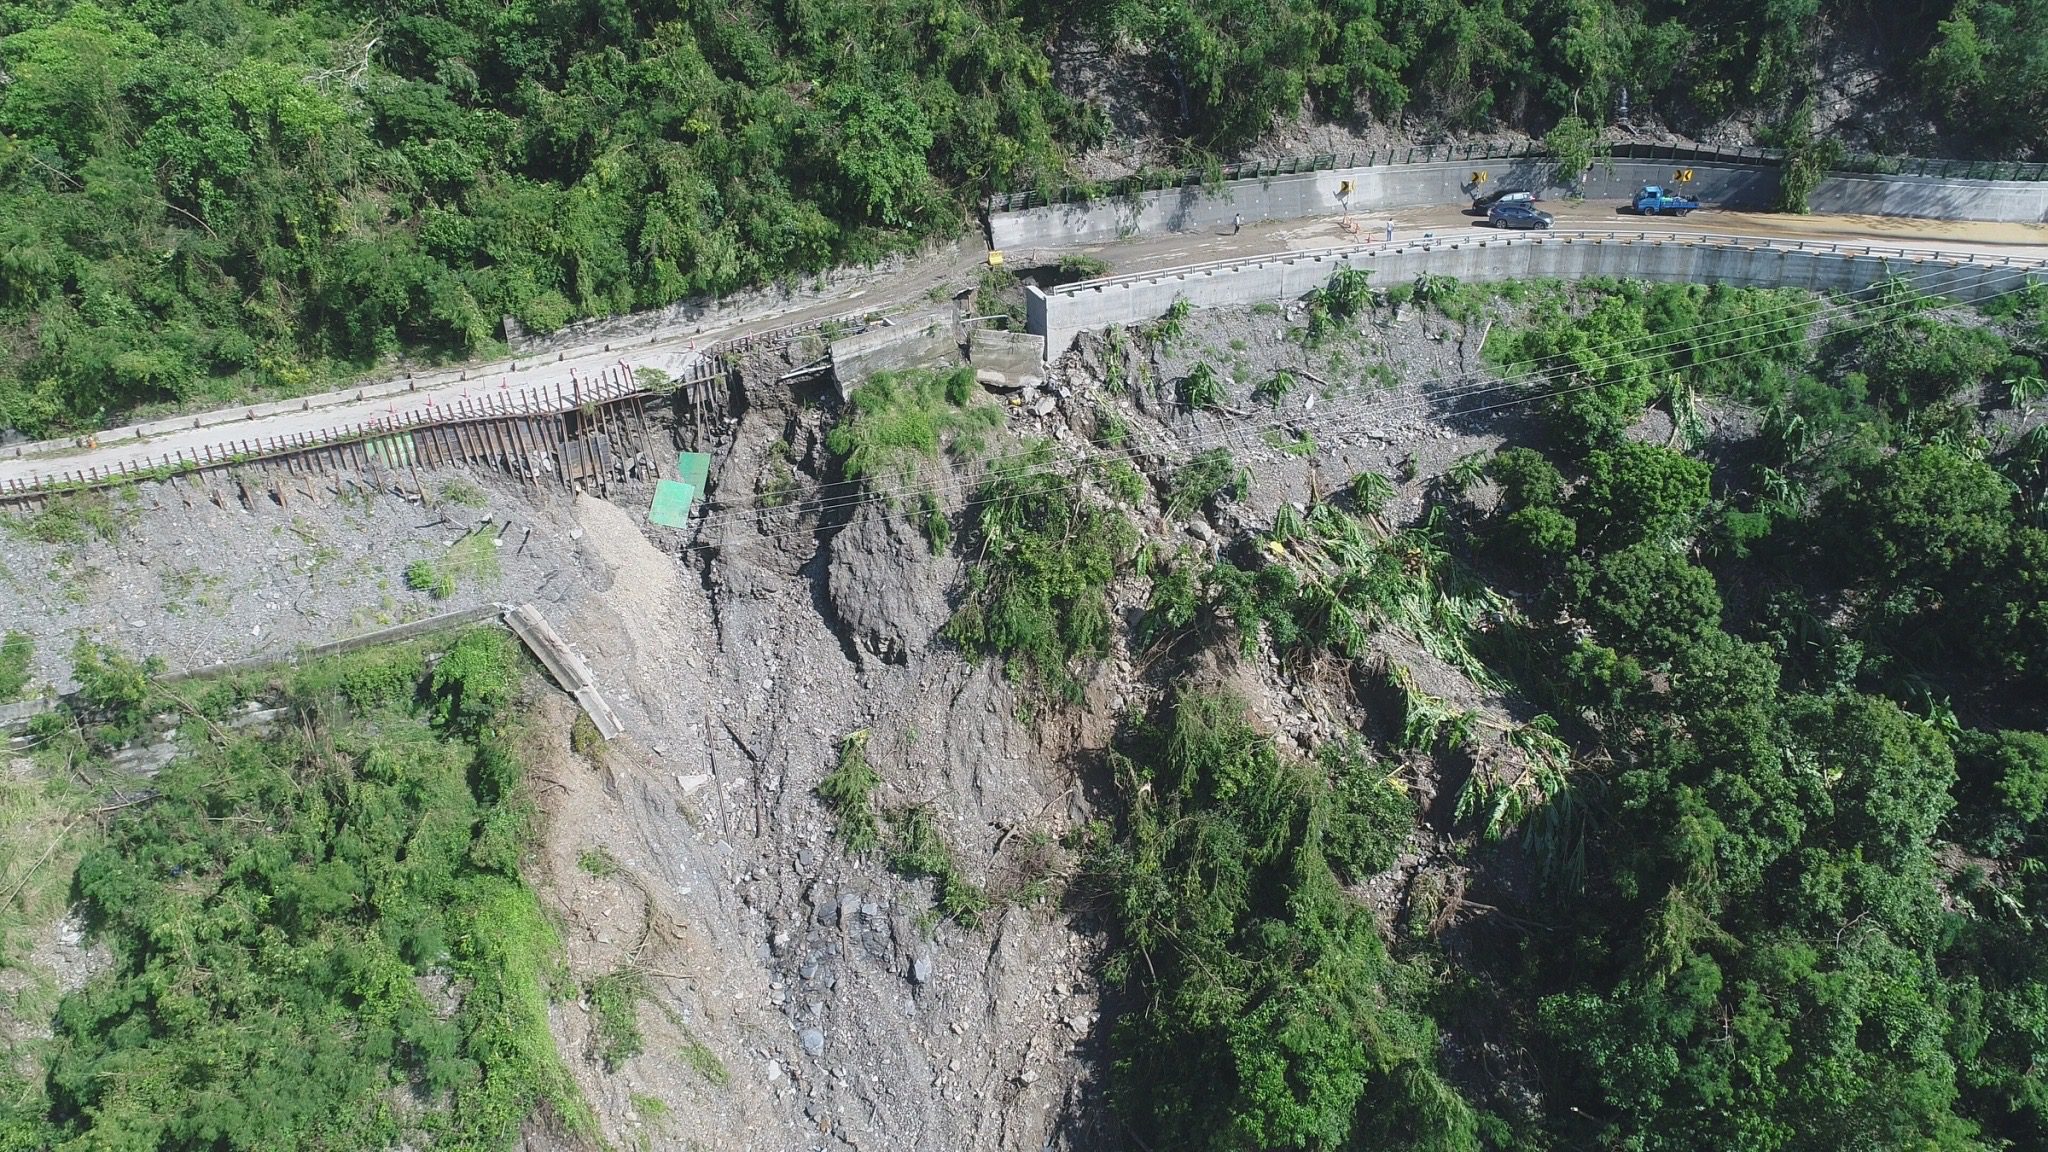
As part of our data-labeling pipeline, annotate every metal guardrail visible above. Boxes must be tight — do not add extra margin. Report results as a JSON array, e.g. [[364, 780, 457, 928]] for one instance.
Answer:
[[0, 366, 673, 497], [0, 297, 896, 498], [1044, 227, 2048, 296], [987, 142, 2048, 214]]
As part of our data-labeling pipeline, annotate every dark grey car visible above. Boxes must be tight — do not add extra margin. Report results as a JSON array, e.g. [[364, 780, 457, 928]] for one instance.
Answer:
[[1473, 188, 1535, 210], [1488, 202, 1554, 229]]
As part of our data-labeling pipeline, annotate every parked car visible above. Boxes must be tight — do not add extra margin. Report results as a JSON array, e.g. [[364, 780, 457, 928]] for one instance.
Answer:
[[1473, 188, 1535, 210], [1488, 201, 1554, 229]]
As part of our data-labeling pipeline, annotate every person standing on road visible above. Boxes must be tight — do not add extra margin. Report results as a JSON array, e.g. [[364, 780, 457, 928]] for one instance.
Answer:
[[1385, 220, 1395, 243], [1232, 212, 1242, 235]]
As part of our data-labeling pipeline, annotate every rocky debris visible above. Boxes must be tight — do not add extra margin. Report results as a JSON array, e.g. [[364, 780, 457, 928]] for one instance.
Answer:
[[826, 501, 958, 667], [1, 282, 1546, 1152], [0, 471, 596, 693]]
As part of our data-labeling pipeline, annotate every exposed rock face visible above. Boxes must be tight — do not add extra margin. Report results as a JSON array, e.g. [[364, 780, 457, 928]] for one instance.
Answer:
[[545, 373, 1109, 1152], [827, 500, 959, 667]]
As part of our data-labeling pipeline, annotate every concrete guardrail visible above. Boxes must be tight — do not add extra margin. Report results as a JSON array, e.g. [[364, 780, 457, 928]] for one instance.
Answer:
[[989, 157, 2048, 251], [1025, 229, 2048, 360]]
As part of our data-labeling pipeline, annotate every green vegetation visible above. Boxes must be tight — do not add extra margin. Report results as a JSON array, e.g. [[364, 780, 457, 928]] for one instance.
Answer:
[[0, 628, 593, 1149], [1091, 690, 1447, 1150], [1098, 459, 1150, 505], [1254, 369, 1296, 406], [2, 0, 2043, 436], [818, 729, 883, 855], [827, 367, 1001, 496], [1057, 253, 1112, 280], [0, 631, 32, 700], [1178, 361, 1226, 411], [1543, 113, 1600, 186], [1306, 269, 1373, 344], [405, 533, 502, 601], [759, 438, 800, 508], [919, 492, 951, 554], [1166, 448, 1247, 520], [885, 805, 992, 928], [5, 492, 128, 546], [437, 478, 489, 508], [0, 0, 1084, 435], [586, 966, 649, 1071], [678, 1036, 731, 1088], [1147, 298, 1193, 349], [817, 729, 990, 927], [576, 847, 621, 879], [1090, 277, 2048, 1149], [947, 441, 1137, 700]]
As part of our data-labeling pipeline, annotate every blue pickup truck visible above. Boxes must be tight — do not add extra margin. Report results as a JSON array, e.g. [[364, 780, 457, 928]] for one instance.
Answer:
[[1631, 185, 1700, 216]]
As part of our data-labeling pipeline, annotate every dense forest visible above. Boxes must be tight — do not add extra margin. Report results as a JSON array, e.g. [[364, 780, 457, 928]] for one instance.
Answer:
[[3, 0, 2046, 436], [1028, 277, 2047, 1150], [0, 631, 589, 1150]]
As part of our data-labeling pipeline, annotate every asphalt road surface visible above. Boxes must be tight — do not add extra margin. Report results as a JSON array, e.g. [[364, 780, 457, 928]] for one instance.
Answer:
[[5, 198, 2047, 489]]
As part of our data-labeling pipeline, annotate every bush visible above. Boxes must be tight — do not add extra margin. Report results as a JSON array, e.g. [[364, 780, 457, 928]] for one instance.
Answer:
[[430, 628, 520, 732], [1179, 362, 1226, 411], [945, 445, 1136, 700], [819, 731, 883, 854]]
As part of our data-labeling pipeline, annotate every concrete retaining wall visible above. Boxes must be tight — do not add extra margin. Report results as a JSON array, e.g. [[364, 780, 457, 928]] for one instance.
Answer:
[[1027, 233, 2048, 359], [829, 310, 960, 399], [989, 160, 2048, 249], [1808, 173, 2048, 222]]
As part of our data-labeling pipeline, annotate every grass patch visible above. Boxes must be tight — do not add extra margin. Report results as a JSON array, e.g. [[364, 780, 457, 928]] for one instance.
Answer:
[[1264, 429, 1316, 456], [1166, 449, 1247, 520], [818, 730, 883, 854], [920, 492, 951, 554], [680, 1036, 732, 1087], [587, 966, 649, 1070], [1099, 460, 1149, 505], [817, 731, 991, 926], [1305, 267, 1373, 344], [1178, 362, 1225, 411], [438, 478, 489, 507], [886, 805, 991, 928], [760, 438, 799, 507], [577, 848, 621, 878], [570, 711, 606, 761], [1145, 297, 1192, 348], [1057, 253, 1111, 280], [406, 533, 502, 600], [828, 367, 1001, 488], [1253, 370, 1295, 406], [0, 630, 33, 701], [7, 491, 129, 546]]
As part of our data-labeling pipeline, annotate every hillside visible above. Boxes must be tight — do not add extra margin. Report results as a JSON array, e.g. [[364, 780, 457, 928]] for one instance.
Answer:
[[3, 267, 2046, 1149], [3, 0, 2046, 435]]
